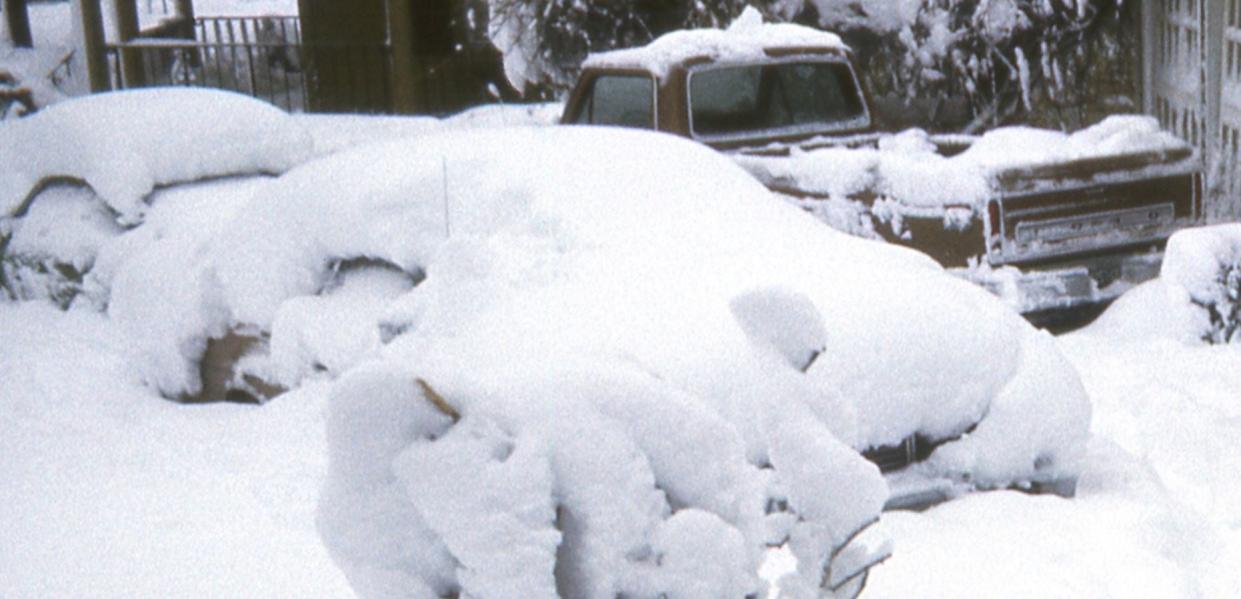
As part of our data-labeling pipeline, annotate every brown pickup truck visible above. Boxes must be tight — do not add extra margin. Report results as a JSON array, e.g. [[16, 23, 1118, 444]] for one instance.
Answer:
[[561, 19, 1203, 324]]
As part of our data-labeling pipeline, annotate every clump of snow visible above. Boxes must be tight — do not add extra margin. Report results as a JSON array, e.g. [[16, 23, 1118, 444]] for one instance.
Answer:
[[0, 88, 312, 223], [266, 263, 417, 388], [1, 183, 121, 305], [959, 114, 1188, 171], [488, 0, 546, 93], [585, 6, 847, 79], [730, 286, 828, 371]]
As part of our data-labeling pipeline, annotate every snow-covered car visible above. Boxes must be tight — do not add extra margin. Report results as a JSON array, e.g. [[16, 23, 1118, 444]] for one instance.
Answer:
[[1, 88, 1090, 598]]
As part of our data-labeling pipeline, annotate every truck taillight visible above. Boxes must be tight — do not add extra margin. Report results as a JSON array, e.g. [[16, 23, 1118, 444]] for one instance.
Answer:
[[987, 200, 1002, 253]]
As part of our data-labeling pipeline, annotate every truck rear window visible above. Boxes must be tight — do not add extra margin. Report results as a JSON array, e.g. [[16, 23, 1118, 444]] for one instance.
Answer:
[[689, 61, 868, 140], [571, 75, 655, 129]]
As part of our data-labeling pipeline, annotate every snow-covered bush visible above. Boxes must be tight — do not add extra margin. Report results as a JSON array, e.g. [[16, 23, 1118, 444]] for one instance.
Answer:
[[1162, 224, 1241, 344], [1084, 224, 1241, 345]]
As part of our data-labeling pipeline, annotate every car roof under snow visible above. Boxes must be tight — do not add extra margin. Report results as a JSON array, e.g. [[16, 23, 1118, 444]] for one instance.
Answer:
[[582, 7, 849, 78]]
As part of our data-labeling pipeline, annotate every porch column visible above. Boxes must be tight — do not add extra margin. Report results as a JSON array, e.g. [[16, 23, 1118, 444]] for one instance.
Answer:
[[386, 0, 417, 113], [112, 0, 145, 87], [72, 0, 111, 92], [3, 0, 33, 47]]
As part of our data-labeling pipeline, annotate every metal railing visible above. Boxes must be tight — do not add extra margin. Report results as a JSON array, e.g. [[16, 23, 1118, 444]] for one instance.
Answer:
[[107, 15, 393, 113], [105, 14, 504, 115]]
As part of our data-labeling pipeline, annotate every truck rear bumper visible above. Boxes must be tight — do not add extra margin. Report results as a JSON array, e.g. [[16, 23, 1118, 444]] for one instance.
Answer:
[[951, 250, 1164, 316]]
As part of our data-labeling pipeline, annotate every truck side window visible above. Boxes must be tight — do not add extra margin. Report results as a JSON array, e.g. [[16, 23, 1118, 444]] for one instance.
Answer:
[[573, 75, 655, 129]]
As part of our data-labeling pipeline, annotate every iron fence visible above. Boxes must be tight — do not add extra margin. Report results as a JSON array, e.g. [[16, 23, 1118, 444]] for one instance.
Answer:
[[107, 15, 393, 113]]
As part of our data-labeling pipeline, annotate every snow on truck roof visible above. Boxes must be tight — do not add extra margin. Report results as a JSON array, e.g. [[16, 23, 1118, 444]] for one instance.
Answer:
[[583, 7, 848, 77]]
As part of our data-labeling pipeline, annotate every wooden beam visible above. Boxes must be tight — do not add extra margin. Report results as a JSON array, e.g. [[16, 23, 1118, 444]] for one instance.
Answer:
[[3, 0, 33, 47], [386, 0, 417, 113]]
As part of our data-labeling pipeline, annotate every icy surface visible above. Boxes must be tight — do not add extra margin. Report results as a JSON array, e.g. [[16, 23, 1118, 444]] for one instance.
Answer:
[[0, 88, 312, 223], [585, 6, 846, 78]]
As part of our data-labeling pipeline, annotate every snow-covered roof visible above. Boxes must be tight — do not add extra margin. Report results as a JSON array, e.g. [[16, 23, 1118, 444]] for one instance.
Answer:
[[584, 7, 848, 77]]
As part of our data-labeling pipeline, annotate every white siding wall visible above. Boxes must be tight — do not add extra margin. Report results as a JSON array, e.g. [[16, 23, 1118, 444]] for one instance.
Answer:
[[1146, 0, 1240, 218]]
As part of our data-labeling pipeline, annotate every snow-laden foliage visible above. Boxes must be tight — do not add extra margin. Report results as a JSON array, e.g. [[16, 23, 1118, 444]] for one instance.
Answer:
[[1086, 224, 1241, 345], [486, 0, 1131, 130]]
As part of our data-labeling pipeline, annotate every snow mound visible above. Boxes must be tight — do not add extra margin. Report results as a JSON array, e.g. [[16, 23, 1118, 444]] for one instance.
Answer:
[[0, 88, 312, 223], [585, 6, 847, 78]]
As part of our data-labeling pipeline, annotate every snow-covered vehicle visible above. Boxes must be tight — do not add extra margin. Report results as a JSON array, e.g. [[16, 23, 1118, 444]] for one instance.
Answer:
[[562, 10, 1204, 323], [1, 88, 1091, 597]]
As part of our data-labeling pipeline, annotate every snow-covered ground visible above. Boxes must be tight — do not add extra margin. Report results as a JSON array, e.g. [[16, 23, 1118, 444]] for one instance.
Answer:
[[2, 117, 1238, 598], [3, 282, 1239, 597]]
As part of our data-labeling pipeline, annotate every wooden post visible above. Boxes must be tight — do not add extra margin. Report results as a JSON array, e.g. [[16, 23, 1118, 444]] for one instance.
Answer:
[[112, 0, 145, 87], [1140, 0, 1158, 116], [1204, 0, 1225, 153], [73, 0, 111, 92], [3, 0, 33, 47], [386, 0, 417, 113], [174, 0, 194, 21]]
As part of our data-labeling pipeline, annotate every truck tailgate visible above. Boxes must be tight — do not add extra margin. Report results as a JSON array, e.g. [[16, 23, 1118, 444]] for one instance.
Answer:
[[986, 148, 1202, 266]]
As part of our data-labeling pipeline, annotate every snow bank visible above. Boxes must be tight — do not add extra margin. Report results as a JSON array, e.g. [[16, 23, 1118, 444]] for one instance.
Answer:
[[737, 116, 1191, 214], [0, 88, 312, 223], [585, 7, 847, 79]]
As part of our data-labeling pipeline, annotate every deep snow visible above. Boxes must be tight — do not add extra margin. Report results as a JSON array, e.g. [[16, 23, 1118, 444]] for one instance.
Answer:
[[3, 287, 1239, 597]]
